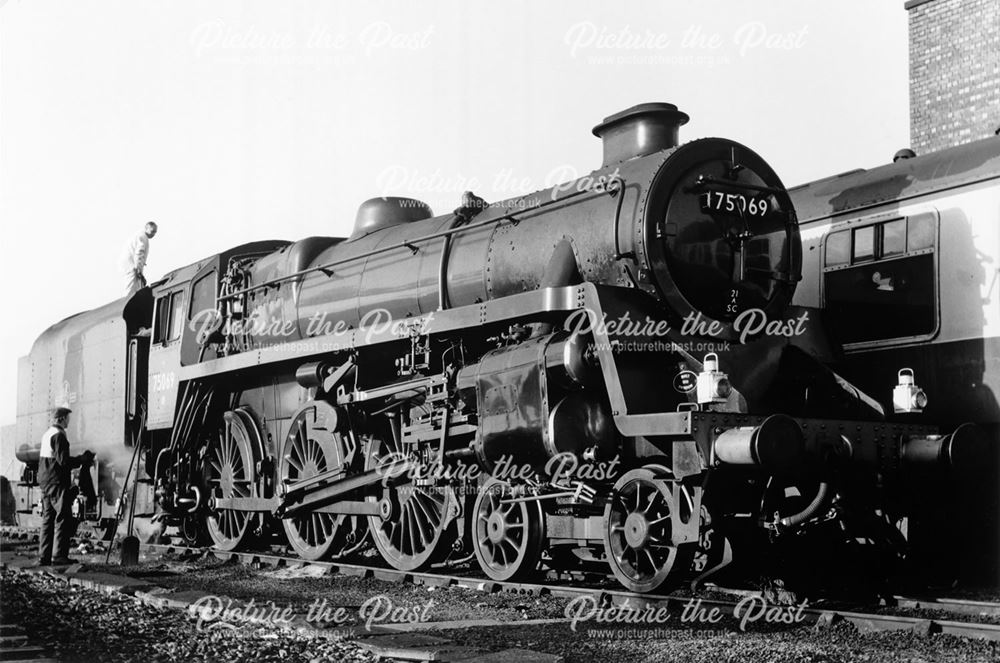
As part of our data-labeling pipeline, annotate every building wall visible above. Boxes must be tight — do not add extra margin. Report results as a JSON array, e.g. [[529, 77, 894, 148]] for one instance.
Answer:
[[907, 0, 1000, 154]]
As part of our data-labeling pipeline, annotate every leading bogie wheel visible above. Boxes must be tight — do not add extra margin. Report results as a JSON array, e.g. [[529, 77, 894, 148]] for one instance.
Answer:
[[472, 478, 545, 581], [603, 466, 697, 593]]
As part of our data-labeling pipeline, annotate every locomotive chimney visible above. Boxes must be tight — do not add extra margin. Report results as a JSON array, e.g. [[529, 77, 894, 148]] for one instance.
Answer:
[[593, 102, 689, 168]]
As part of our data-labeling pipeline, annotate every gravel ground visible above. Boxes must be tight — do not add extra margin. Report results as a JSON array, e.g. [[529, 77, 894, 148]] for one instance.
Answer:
[[80, 550, 1000, 629], [4, 550, 1000, 663], [77, 552, 569, 624], [432, 619, 1000, 663], [5, 533, 1000, 662], [0, 568, 377, 663]]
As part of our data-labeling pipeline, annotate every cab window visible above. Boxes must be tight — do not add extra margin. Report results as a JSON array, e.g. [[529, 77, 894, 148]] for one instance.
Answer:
[[180, 269, 219, 366], [822, 212, 938, 345], [153, 291, 185, 344], [189, 271, 218, 321]]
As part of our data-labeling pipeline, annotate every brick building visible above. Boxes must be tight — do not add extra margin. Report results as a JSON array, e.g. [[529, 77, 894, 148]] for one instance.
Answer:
[[906, 0, 1000, 154]]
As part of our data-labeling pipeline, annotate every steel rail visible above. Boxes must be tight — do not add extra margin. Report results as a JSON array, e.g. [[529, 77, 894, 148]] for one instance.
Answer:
[[4, 527, 1000, 640], [134, 540, 1000, 642]]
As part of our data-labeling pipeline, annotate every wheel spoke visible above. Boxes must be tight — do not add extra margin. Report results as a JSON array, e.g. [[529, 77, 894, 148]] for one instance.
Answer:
[[643, 548, 657, 573], [285, 454, 303, 474], [304, 440, 317, 468], [320, 514, 332, 539], [297, 420, 308, 455], [405, 503, 420, 555], [314, 512, 324, 544], [413, 500, 431, 548], [311, 513, 322, 545], [412, 493, 440, 529], [419, 489, 445, 512], [390, 517, 403, 549]]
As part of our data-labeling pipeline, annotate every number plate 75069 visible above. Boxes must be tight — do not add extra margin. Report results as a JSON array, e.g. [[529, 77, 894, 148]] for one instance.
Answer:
[[699, 191, 770, 217]]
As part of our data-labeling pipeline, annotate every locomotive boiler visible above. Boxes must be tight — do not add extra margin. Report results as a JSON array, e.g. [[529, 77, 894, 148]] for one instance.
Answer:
[[9, 103, 979, 594]]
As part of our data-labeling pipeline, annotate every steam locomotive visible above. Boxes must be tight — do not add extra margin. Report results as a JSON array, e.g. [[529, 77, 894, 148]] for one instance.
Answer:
[[9, 103, 978, 593]]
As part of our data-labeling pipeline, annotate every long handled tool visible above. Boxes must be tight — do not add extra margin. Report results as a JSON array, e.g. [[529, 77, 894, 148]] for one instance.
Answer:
[[105, 406, 146, 565]]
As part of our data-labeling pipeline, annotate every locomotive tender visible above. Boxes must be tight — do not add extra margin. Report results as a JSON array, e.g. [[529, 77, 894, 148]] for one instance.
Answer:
[[10, 103, 977, 593]]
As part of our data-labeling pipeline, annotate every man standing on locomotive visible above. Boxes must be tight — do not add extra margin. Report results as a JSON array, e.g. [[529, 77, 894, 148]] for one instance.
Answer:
[[36, 407, 93, 566], [120, 221, 158, 297]]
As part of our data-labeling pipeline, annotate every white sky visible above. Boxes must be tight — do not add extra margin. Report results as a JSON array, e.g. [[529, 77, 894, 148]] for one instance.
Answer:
[[0, 0, 909, 427]]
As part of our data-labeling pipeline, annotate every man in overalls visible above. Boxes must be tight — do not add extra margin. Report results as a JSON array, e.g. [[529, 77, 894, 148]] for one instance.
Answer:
[[37, 407, 93, 565]]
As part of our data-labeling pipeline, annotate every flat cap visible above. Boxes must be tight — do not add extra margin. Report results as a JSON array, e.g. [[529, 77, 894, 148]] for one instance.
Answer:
[[51, 406, 73, 420]]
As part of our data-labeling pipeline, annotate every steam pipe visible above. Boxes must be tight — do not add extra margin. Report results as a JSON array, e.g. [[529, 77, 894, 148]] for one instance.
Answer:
[[437, 215, 462, 310]]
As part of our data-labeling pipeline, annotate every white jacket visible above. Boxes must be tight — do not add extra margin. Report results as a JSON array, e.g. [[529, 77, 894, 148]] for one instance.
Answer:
[[120, 232, 150, 274]]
